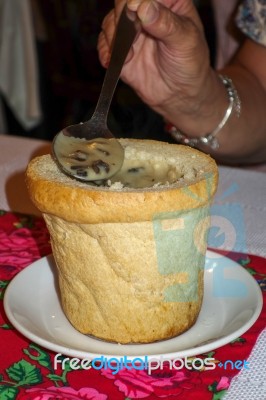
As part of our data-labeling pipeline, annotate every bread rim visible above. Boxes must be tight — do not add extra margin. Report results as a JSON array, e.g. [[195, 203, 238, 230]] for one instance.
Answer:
[[26, 139, 218, 224]]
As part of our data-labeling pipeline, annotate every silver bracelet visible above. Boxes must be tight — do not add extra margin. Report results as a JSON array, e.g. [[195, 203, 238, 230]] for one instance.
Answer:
[[167, 75, 241, 150]]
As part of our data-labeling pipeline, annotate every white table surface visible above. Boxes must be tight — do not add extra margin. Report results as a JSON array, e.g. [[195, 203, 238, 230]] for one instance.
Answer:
[[0, 134, 265, 399]]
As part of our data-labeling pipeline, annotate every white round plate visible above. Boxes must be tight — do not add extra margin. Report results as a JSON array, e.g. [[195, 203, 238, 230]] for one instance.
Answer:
[[4, 250, 263, 361]]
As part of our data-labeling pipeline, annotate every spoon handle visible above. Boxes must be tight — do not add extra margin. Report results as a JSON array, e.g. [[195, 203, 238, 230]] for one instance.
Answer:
[[91, 6, 136, 125]]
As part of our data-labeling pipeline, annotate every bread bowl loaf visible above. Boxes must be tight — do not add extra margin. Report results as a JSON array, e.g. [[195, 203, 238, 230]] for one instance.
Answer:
[[26, 139, 218, 343]]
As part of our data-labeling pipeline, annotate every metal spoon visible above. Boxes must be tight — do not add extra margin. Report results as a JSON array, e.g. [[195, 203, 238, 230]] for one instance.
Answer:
[[52, 6, 136, 182]]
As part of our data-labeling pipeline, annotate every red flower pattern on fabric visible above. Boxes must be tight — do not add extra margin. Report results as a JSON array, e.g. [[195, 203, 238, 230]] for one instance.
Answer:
[[216, 376, 231, 391], [101, 366, 201, 398], [18, 386, 107, 400], [0, 229, 39, 266], [0, 223, 50, 277]]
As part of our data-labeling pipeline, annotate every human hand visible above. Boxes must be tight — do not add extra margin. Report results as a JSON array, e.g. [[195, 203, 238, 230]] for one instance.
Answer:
[[98, 0, 215, 126]]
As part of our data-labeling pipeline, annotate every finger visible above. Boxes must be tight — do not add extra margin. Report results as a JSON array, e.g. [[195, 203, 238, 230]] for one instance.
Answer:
[[101, 10, 116, 48], [101, 7, 136, 49], [128, 0, 201, 22], [98, 10, 116, 68], [97, 31, 110, 68], [114, 0, 128, 22], [129, 0, 203, 47], [99, 7, 137, 68]]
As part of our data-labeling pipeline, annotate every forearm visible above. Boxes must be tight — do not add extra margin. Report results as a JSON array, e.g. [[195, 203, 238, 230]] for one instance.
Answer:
[[214, 65, 266, 164], [159, 63, 266, 164]]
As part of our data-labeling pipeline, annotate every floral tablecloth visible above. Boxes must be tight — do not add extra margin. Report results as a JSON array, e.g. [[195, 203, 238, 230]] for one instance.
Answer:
[[0, 210, 265, 400]]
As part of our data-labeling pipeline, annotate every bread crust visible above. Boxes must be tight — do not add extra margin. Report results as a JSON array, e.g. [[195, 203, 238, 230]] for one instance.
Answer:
[[26, 139, 218, 343], [26, 139, 218, 224], [44, 214, 206, 343]]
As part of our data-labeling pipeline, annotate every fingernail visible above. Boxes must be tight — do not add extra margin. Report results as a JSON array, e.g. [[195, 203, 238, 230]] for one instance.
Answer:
[[128, 0, 142, 12], [140, 1, 159, 25]]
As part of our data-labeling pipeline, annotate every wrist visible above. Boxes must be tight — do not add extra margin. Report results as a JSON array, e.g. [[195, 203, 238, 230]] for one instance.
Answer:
[[158, 70, 229, 137], [165, 74, 241, 150]]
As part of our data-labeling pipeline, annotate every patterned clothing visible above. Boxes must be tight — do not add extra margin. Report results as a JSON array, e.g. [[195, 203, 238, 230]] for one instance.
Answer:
[[236, 0, 266, 45]]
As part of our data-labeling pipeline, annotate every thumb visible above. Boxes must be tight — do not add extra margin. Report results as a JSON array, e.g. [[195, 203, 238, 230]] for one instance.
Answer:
[[131, 0, 203, 46]]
